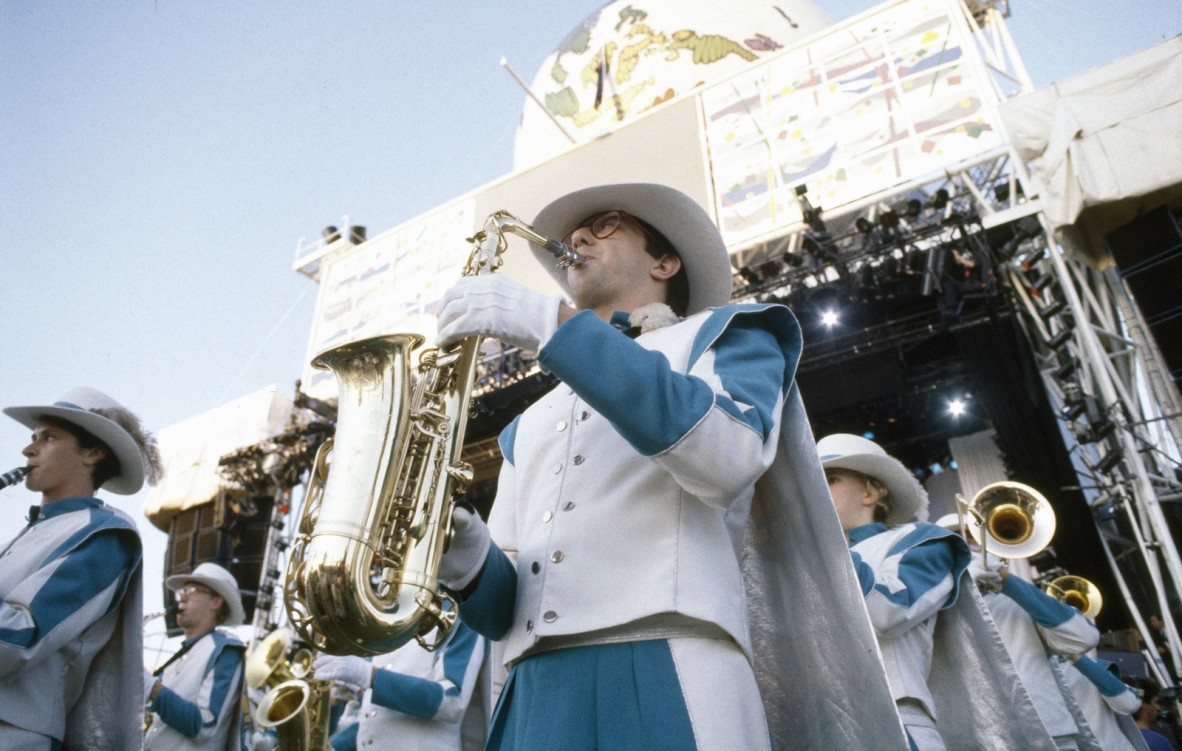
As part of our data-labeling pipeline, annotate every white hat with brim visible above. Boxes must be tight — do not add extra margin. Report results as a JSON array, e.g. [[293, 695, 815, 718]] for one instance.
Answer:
[[817, 433, 929, 524], [528, 183, 733, 316], [4, 387, 146, 495], [166, 562, 246, 627]]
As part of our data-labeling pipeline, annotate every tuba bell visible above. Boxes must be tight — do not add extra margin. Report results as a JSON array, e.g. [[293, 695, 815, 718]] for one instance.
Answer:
[[964, 481, 1056, 561], [1043, 575, 1102, 619], [246, 628, 332, 751], [284, 211, 583, 657]]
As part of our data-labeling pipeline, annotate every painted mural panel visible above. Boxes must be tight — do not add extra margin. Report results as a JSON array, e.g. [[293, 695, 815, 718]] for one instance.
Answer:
[[703, 0, 1002, 248]]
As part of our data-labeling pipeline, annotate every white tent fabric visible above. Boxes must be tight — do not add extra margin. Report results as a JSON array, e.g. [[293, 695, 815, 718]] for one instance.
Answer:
[[142, 385, 294, 531], [1000, 35, 1182, 265]]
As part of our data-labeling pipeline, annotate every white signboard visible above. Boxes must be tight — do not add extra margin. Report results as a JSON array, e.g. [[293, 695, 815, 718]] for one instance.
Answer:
[[301, 198, 475, 399]]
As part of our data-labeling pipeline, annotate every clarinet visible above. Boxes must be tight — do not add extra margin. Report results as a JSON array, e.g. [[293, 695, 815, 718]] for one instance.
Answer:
[[0, 467, 29, 491]]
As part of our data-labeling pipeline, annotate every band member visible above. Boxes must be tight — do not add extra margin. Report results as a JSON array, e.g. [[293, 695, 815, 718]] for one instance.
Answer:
[[433, 183, 906, 749], [144, 562, 246, 750], [313, 618, 489, 750], [817, 433, 971, 750], [1062, 651, 1150, 751], [937, 513, 1102, 749], [0, 387, 161, 750]]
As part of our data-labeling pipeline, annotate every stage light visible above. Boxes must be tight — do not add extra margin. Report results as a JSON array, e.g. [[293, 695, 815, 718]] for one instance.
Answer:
[[879, 210, 900, 230], [1096, 450, 1123, 475], [1029, 273, 1053, 295], [855, 216, 874, 234], [1040, 300, 1068, 321], [1063, 401, 1087, 421], [1047, 328, 1073, 351], [820, 310, 840, 327], [1082, 419, 1116, 444], [947, 398, 967, 417], [783, 251, 805, 268], [928, 189, 950, 210]]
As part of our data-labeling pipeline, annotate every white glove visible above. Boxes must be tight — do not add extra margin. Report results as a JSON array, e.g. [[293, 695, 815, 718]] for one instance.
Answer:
[[435, 275, 562, 353], [439, 506, 491, 591], [312, 654, 373, 693], [144, 667, 158, 700], [975, 563, 1007, 593]]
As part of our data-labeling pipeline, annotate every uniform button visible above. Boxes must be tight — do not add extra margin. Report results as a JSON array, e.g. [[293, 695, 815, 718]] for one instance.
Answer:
[[572, 455, 585, 465], [579, 410, 591, 421], [531, 561, 540, 574], [556, 421, 568, 432], [543, 511, 553, 523], [551, 550, 565, 563], [563, 502, 576, 511], [552, 463, 563, 474], [543, 611, 558, 622], [526, 620, 534, 632]]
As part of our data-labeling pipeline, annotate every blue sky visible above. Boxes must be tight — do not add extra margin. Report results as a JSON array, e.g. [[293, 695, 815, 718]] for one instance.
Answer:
[[2, 0, 1179, 642]]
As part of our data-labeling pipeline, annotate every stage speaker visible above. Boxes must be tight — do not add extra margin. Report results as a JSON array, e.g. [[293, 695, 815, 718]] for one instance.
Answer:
[[1106, 205, 1182, 380], [162, 489, 274, 634]]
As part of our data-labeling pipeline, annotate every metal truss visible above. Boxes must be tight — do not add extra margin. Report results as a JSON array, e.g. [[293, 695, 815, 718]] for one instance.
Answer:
[[1007, 219, 1182, 687]]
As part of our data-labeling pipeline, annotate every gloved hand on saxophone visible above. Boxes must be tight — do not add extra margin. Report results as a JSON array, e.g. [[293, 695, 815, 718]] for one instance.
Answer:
[[435, 275, 567, 354]]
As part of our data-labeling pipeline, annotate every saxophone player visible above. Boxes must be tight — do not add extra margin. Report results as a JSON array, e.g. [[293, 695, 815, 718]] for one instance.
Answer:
[[0, 387, 161, 750], [144, 562, 246, 751], [311, 615, 488, 750], [432, 183, 899, 750]]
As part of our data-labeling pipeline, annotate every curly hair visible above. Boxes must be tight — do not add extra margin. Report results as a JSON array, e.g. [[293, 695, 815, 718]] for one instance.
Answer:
[[88, 406, 165, 488]]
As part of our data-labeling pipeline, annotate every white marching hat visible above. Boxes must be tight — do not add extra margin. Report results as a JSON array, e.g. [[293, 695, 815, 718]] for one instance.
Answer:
[[166, 562, 246, 627], [4, 387, 147, 495], [528, 183, 733, 316], [817, 433, 929, 524]]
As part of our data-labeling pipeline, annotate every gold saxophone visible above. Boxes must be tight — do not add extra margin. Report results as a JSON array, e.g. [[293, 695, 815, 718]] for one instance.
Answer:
[[246, 628, 333, 751], [284, 211, 582, 657]]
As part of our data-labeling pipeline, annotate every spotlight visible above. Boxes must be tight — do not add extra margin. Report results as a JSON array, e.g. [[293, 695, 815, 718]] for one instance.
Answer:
[[879, 210, 900, 230], [1055, 359, 1079, 380], [820, 310, 840, 327], [928, 189, 950, 210], [1082, 419, 1116, 444], [1095, 450, 1123, 475], [1039, 300, 1068, 321], [1062, 401, 1087, 420], [855, 216, 874, 234], [947, 398, 967, 417], [783, 252, 805, 268], [1029, 273, 1053, 295], [1047, 329, 1073, 351]]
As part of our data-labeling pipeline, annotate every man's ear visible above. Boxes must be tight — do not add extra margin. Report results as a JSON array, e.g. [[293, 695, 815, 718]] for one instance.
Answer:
[[81, 446, 108, 468], [650, 253, 682, 282]]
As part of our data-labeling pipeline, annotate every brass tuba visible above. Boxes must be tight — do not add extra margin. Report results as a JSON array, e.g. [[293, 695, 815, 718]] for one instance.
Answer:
[[964, 481, 1056, 561], [246, 628, 333, 751], [1043, 575, 1102, 619], [284, 211, 582, 657]]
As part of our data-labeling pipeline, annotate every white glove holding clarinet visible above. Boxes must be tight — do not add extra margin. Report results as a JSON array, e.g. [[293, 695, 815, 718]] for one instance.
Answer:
[[435, 275, 564, 353]]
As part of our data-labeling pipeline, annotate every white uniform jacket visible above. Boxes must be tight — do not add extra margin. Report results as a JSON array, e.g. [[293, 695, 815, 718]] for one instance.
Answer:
[[479, 304, 799, 666], [1063, 654, 1151, 751], [0, 497, 143, 749], [354, 622, 489, 751], [848, 521, 970, 720], [145, 627, 245, 750], [983, 570, 1100, 739]]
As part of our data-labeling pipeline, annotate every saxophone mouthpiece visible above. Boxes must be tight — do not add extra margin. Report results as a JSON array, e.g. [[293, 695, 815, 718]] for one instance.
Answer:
[[546, 239, 585, 268], [0, 466, 30, 491]]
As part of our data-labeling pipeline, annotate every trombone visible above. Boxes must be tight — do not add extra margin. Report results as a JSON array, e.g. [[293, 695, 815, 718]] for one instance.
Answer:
[[1042, 575, 1102, 619], [958, 481, 1056, 566]]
